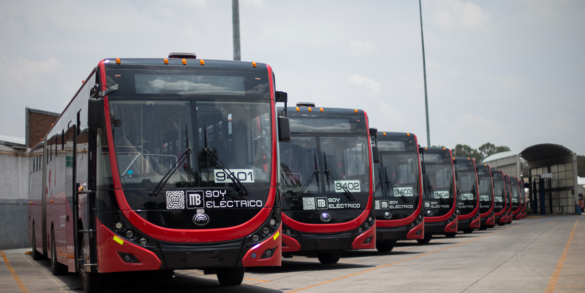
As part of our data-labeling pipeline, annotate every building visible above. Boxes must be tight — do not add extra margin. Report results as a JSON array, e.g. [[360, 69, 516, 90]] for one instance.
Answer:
[[483, 144, 579, 215], [0, 108, 58, 250]]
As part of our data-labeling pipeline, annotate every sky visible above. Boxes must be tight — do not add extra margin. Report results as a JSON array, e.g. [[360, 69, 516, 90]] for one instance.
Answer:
[[0, 0, 584, 155]]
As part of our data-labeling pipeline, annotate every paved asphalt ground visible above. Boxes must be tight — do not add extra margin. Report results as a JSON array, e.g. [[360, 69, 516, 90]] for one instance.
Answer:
[[1, 215, 583, 293]]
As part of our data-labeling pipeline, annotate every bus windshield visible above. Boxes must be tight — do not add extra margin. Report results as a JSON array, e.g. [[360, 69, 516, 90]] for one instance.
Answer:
[[493, 179, 505, 204], [478, 176, 492, 202], [457, 170, 477, 201], [423, 163, 453, 199], [374, 152, 420, 198], [109, 99, 272, 190], [511, 182, 520, 203]]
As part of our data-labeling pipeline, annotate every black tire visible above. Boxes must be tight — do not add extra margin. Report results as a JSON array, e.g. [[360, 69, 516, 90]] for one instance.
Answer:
[[51, 229, 68, 275], [80, 236, 106, 293], [479, 226, 487, 231], [445, 233, 457, 238], [497, 223, 506, 226], [376, 242, 394, 253], [463, 229, 474, 234], [417, 234, 432, 244], [487, 225, 495, 228], [31, 227, 43, 260], [317, 252, 341, 265], [216, 267, 245, 286]]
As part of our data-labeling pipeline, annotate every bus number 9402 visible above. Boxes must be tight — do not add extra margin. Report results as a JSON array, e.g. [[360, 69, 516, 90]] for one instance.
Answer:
[[214, 169, 255, 183]]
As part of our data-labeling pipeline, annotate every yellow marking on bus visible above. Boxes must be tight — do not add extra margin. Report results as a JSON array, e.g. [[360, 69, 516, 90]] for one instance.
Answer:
[[545, 220, 578, 293], [1, 251, 29, 293], [113, 236, 124, 245], [273, 231, 280, 241]]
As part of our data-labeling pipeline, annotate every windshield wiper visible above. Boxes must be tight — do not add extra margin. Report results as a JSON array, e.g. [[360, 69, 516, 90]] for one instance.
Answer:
[[385, 167, 409, 204], [150, 147, 192, 197], [323, 153, 355, 201], [202, 123, 248, 197], [375, 166, 386, 196], [294, 153, 320, 200], [203, 147, 249, 196]]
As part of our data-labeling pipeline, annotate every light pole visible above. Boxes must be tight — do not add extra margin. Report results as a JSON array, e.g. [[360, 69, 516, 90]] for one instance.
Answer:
[[419, 0, 431, 146], [232, 0, 241, 61]]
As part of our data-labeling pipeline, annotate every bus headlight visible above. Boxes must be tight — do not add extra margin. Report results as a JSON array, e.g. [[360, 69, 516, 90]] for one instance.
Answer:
[[125, 230, 134, 239], [115, 222, 124, 230], [252, 235, 260, 242]]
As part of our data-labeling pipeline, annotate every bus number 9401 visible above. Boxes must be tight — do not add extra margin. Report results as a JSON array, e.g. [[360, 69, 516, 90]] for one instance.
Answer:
[[214, 169, 255, 183]]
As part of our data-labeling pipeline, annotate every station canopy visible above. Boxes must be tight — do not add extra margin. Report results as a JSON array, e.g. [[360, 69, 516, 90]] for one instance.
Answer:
[[519, 144, 573, 162]]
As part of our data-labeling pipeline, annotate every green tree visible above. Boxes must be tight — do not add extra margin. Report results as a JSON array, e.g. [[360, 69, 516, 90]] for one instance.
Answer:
[[452, 144, 483, 162], [431, 145, 446, 149], [578, 155, 585, 177], [478, 142, 511, 159]]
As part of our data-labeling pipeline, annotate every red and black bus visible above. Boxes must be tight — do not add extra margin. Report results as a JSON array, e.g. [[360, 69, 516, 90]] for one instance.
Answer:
[[475, 164, 495, 230], [370, 131, 424, 252], [453, 157, 481, 233], [510, 176, 523, 220], [28, 54, 290, 292], [418, 147, 457, 243], [491, 169, 508, 226], [505, 175, 514, 224], [520, 182, 527, 219], [279, 104, 376, 264]]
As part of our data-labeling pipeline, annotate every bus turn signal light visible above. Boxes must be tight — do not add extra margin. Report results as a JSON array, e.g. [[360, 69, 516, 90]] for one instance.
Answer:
[[308, 107, 312, 112], [182, 59, 187, 65], [200, 59, 205, 65], [320, 108, 323, 112], [252, 61, 257, 68], [354, 109, 358, 113], [296, 107, 300, 112], [164, 58, 168, 65], [116, 58, 121, 64]]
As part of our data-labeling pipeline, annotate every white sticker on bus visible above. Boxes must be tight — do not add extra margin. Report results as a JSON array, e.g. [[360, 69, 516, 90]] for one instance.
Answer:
[[394, 187, 414, 197], [334, 180, 361, 193], [214, 169, 255, 183], [480, 194, 490, 201], [460, 193, 475, 200], [433, 190, 450, 199]]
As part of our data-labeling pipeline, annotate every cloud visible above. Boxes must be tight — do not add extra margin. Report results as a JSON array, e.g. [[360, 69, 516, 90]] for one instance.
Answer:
[[347, 75, 380, 97], [7, 57, 62, 82], [426, 0, 491, 29], [346, 39, 378, 56]]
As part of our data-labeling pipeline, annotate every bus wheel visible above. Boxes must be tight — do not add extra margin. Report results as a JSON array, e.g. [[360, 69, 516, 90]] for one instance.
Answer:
[[463, 229, 474, 234], [80, 237, 105, 293], [376, 241, 395, 253], [445, 233, 457, 238], [497, 223, 506, 226], [479, 226, 487, 231], [31, 228, 43, 260], [317, 252, 341, 265], [216, 267, 245, 286], [51, 228, 68, 275], [417, 234, 432, 244]]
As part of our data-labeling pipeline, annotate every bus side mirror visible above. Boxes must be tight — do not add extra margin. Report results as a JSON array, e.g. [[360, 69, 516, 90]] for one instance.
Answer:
[[88, 98, 104, 128], [372, 146, 380, 163], [278, 116, 291, 142]]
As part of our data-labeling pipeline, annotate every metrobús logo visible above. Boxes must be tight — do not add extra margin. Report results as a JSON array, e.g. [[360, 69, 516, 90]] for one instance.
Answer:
[[334, 180, 361, 193], [165, 190, 263, 210]]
